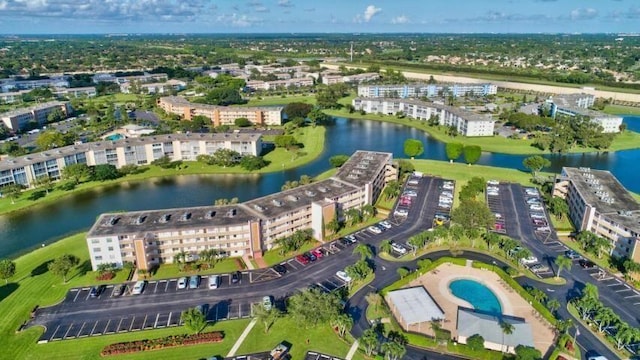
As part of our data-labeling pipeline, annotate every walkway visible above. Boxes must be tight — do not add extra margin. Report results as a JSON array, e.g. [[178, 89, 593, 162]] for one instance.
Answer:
[[242, 255, 256, 270], [345, 340, 359, 360], [226, 318, 258, 357]]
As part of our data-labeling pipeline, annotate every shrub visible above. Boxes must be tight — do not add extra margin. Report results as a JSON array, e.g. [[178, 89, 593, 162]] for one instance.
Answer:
[[101, 331, 224, 356], [96, 272, 115, 281]]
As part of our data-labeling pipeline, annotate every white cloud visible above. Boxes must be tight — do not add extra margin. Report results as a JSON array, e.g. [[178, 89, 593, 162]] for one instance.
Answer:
[[277, 0, 293, 7], [363, 4, 381, 22], [391, 15, 409, 24], [570, 8, 598, 20], [216, 13, 261, 27]]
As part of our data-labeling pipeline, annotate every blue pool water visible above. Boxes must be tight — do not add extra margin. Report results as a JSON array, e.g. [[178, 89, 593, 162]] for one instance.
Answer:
[[105, 134, 124, 141], [449, 279, 502, 315]]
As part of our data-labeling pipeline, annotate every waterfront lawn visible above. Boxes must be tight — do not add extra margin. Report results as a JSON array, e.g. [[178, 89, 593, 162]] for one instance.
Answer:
[[603, 104, 640, 116], [149, 257, 245, 280], [245, 94, 317, 106], [0, 126, 325, 216], [235, 316, 355, 360]]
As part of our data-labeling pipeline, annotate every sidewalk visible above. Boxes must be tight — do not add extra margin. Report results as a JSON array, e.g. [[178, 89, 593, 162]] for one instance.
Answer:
[[345, 340, 359, 360], [242, 255, 256, 270], [227, 318, 257, 357]]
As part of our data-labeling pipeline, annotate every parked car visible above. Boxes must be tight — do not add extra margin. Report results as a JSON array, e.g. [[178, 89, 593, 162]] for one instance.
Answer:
[[178, 277, 188, 289], [231, 271, 242, 283], [394, 209, 409, 216], [530, 213, 546, 219], [131, 281, 146, 295], [407, 179, 419, 185], [208, 275, 220, 289], [487, 186, 499, 192], [487, 190, 499, 196], [579, 259, 596, 269], [378, 221, 392, 229], [345, 234, 357, 243], [296, 254, 310, 265], [306, 252, 317, 261], [565, 250, 581, 260], [520, 256, 539, 265], [336, 271, 352, 282], [529, 205, 544, 211], [530, 264, 550, 273], [391, 243, 407, 255], [536, 226, 551, 232], [89, 285, 106, 298], [273, 264, 287, 274], [440, 191, 453, 198], [487, 180, 499, 185], [311, 248, 324, 259], [262, 296, 273, 311], [403, 190, 417, 197], [113, 284, 126, 297], [368, 226, 382, 234], [189, 275, 201, 289], [494, 213, 502, 219]]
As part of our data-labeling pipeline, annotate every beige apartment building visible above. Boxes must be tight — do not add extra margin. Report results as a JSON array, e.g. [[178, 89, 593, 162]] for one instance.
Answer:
[[0, 133, 262, 188], [157, 96, 283, 126], [1, 101, 72, 130], [554, 167, 640, 261], [86, 150, 397, 271]]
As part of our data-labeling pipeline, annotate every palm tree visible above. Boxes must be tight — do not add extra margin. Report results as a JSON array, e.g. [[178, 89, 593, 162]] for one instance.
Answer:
[[198, 248, 218, 268], [180, 307, 206, 334], [582, 283, 599, 300], [345, 208, 362, 226], [554, 255, 572, 279], [174, 251, 188, 271], [366, 292, 382, 312], [500, 321, 514, 353], [546, 298, 561, 315], [593, 236, 613, 259], [331, 313, 354, 338], [359, 328, 379, 357], [252, 303, 281, 334], [381, 341, 406, 360], [594, 308, 618, 333], [362, 204, 376, 220], [408, 236, 423, 256], [614, 324, 636, 350], [353, 243, 373, 260], [379, 239, 393, 254], [432, 226, 449, 245], [325, 216, 341, 236]]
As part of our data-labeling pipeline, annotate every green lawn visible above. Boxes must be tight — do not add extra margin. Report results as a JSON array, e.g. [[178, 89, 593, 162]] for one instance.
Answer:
[[603, 104, 640, 116], [245, 94, 317, 106], [262, 241, 321, 267], [149, 257, 245, 280], [0, 126, 325, 216], [235, 316, 354, 360]]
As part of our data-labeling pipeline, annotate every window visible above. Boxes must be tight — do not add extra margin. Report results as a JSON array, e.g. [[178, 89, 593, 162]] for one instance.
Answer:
[[108, 246, 114, 251], [93, 247, 101, 252], [91, 239, 100, 244], [94, 256, 103, 261], [106, 238, 113, 243]]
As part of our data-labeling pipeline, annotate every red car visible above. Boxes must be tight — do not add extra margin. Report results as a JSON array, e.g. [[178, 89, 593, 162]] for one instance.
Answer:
[[296, 254, 310, 265], [311, 249, 324, 259]]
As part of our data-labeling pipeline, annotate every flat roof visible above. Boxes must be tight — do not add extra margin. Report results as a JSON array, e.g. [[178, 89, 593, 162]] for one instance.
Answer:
[[1, 101, 69, 118], [160, 96, 283, 112], [354, 97, 495, 123], [562, 167, 640, 232], [88, 204, 256, 238], [0, 132, 261, 170], [387, 287, 445, 325], [457, 308, 534, 348], [243, 178, 360, 219], [334, 150, 392, 188]]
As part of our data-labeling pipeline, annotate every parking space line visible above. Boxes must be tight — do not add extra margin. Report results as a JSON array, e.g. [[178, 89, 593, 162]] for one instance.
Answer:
[[102, 319, 111, 334], [49, 325, 61, 341], [167, 312, 173, 326], [63, 324, 75, 339], [624, 294, 640, 299], [142, 314, 149, 329], [89, 320, 100, 335], [129, 317, 135, 332], [154, 313, 160, 328], [164, 280, 170, 292], [84, 290, 92, 301], [116, 318, 124, 332], [72, 290, 81, 302]]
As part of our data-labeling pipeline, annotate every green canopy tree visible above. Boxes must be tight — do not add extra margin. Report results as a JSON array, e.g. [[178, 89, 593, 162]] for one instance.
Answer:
[[403, 139, 424, 159], [331, 313, 353, 338], [522, 155, 551, 178], [462, 145, 482, 165], [252, 303, 282, 334], [359, 328, 379, 357], [466, 334, 485, 351], [514, 345, 542, 360], [62, 163, 90, 184], [48, 254, 79, 283], [445, 142, 463, 163], [181, 307, 207, 334], [2, 184, 24, 204], [329, 154, 349, 168], [0, 259, 16, 284]]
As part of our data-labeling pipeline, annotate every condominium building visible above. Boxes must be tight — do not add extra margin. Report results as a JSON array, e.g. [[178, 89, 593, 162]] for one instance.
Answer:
[[120, 80, 186, 94], [157, 96, 283, 126], [0, 133, 262, 188], [544, 94, 622, 133], [53, 87, 97, 98], [92, 72, 168, 85], [0, 101, 72, 130], [0, 76, 70, 92], [85, 150, 397, 270], [554, 167, 640, 261], [353, 97, 495, 137], [245, 77, 314, 91], [357, 83, 498, 99]]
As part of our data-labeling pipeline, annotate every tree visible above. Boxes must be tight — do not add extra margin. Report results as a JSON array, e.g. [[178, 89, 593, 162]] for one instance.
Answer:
[[283, 102, 313, 119], [0, 259, 16, 284], [397, 159, 414, 174], [514, 345, 542, 360], [2, 184, 24, 204], [548, 197, 569, 220], [329, 154, 350, 168], [362, 204, 376, 220], [365, 292, 382, 312], [48, 254, 79, 283], [403, 139, 424, 159], [382, 180, 402, 200], [345, 208, 362, 226], [593, 307, 618, 333], [380, 239, 393, 254], [92, 164, 120, 181], [36, 130, 68, 150], [345, 259, 373, 282], [522, 155, 551, 178], [613, 324, 636, 350], [331, 313, 353, 338], [240, 155, 268, 171], [211, 148, 240, 167], [47, 107, 66, 123], [33, 175, 54, 194], [381, 341, 406, 360], [462, 145, 482, 165], [234, 117, 252, 127], [451, 199, 494, 232], [307, 107, 331, 126], [287, 287, 342, 328], [252, 303, 281, 334], [554, 255, 572, 279], [359, 328, 379, 357], [500, 321, 515, 353], [62, 163, 90, 184], [274, 135, 298, 149], [325, 216, 341, 236], [181, 307, 207, 334], [466, 334, 485, 351], [353, 243, 373, 260], [483, 232, 501, 251], [198, 249, 218, 268], [546, 298, 561, 314], [396, 267, 409, 279], [445, 142, 463, 163]]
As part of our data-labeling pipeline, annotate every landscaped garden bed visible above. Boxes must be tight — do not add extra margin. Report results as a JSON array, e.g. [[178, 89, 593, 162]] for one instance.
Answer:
[[100, 331, 224, 356]]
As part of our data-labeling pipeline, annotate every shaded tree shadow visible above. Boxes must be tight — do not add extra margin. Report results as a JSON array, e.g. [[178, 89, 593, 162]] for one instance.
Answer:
[[0, 283, 19, 302], [28, 190, 46, 201], [31, 260, 53, 277], [71, 260, 93, 281]]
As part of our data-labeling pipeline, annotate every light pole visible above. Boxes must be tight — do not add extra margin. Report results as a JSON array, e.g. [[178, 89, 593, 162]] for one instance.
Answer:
[[492, 260, 497, 272]]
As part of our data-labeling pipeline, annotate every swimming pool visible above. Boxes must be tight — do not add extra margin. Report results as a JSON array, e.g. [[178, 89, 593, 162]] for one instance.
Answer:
[[449, 279, 502, 315], [105, 134, 124, 141]]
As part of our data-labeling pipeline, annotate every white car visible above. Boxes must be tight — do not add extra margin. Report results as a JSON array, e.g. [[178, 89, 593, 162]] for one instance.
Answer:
[[394, 209, 408, 216], [487, 191, 499, 196], [520, 256, 539, 265], [442, 184, 454, 190], [368, 226, 382, 234], [336, 271, 352, 283], [403, 191, 417, 197], [440, 191, 453, 198], [439, 197, 453, 203], [487, 180, 499, 185], [487, 186, 499, 192], [391, 243, 407, 255], [408, 179, 419, 185], [530, 213, 546, 219], [536, 226, 551, 232], [378, 221, 392, 229], [494, 213, 502, 219], [177, 277, 188, 289], [131, 281, 146, 295]]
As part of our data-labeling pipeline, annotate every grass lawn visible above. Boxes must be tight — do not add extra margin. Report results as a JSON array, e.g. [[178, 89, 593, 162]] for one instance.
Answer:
[[245, 94, 317, 107], [0, 126, 325, 216], [558, 236, 613, 273], [603, 104, 640, 116], [236, 316, 354, 360], [375, 194, 397, 211], [149, 257, 245, 280], [314, 168, 337, 181]]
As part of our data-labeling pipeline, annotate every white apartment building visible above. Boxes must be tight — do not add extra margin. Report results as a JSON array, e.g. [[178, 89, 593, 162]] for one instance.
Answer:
[[0, 133, 263, 188], [0, 76, 69, 92], [120, 80, 186, 94], [353, 97, 495, 137], [157, 96, 283, 126], [245, 77, 314, 91], [1, 101, 72, 130], [85, 150, 397, 270], [545, 94, 622, 133], [554, 167, 640, 262], [357, 83, 498, 98]]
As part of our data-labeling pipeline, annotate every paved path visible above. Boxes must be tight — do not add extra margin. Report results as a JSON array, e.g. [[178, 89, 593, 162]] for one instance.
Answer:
[[227, 318, 258, 357], [345, 340, 359, 360], [242, 255, 256, 270]]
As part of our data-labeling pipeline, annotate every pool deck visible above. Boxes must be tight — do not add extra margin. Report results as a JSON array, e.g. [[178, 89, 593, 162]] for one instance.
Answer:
[[407, 262, 555, 354]]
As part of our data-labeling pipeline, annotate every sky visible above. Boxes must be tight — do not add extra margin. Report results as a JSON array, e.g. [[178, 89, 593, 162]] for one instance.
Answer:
[[0, 0, 638, 34]]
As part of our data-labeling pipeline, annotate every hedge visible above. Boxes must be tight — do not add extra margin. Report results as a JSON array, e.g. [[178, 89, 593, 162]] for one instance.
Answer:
[[100, 331, 224, 356]]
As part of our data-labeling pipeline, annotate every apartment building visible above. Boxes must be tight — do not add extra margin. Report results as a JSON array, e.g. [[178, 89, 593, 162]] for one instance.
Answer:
[[0, 133, 262, 188], [544, 94, 622, 133], [0, 90, 27, 104], [157, 96, 283, 126], [0, 76, 70, 92], [92, 72, 169, 85], [53, 87, 97, 98], [120, 80, 186, 94], [353, 97, 495, 137], [85, 150, 397, 270], [357, 83, 498, 99], [0, 101, 72, 130], [245, 77, 314, 91], [554, 167, 640, 261]]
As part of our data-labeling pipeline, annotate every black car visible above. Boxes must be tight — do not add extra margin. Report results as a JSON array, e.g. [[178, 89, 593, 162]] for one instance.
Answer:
[[579, 259, 596, 268], [112, 284, 126, 297], [231, 271, 241, 283], [89, 285, 106, 298], [273, 264, 287, 274]]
